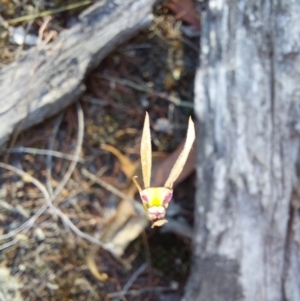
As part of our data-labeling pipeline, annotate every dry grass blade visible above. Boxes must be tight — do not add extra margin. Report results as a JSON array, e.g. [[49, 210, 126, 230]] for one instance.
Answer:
[[101, 144, 137, 178], [107, 286, 174, 299], [6, 146, 84, 163], [141, 112, 152, 189], [7, 1, 92, 24], [164, 117, 195, 189], [52, 102, 84, 200]]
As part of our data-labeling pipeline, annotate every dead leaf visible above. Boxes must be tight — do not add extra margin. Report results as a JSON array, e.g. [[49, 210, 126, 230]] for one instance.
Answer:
[[166, 0, 200, 29], [100, 199, 148, 257], [151, 142, 195, 187], [100, 199, 137, 244], [86, 253, 108, 282], [101, 144, 138, 179]]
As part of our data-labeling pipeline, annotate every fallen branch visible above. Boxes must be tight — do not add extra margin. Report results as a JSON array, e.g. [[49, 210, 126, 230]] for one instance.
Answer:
[[0, 0, 157, 149]]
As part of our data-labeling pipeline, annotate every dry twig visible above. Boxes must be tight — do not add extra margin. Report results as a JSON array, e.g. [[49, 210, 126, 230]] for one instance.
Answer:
[[0, 102, 106, 250], [99, 74, 194, 109], [114, 263, 147, 301], [6, 146, 84, 163], [52, 102, 84, 200], [46, 113, 64, 197], [106, 286, 174, 299], [81, 168, 144, 216]]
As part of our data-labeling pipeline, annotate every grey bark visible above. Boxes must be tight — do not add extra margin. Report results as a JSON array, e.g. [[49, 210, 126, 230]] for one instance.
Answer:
[[184, 1, 300, 301], [0, 0, 156, 149]]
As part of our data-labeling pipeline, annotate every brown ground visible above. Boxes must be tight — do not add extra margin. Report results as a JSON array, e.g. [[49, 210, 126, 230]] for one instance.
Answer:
[[0, 1, 199, 300]]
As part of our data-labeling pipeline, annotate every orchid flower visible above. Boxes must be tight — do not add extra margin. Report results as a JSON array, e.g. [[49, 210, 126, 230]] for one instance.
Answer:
[[132, 112, 195, 228]]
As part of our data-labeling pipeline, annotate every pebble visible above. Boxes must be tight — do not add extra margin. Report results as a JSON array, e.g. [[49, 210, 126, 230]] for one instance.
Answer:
[[33, 228, 46, 242]]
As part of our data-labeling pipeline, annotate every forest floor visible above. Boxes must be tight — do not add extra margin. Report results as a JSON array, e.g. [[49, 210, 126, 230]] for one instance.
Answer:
[[0, 1, 200, 300]]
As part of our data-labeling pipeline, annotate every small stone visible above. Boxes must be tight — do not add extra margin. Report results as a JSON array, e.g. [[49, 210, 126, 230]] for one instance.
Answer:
[[46, 283, 59, 290], [18, 264, 26, 272], [9, 26, 38, 46], [140, 96, 149, 108], [33, 228, 46, 242], [155, 118, 173, 133], [170, 280, 179, 290], [0, 187, 7, 198]]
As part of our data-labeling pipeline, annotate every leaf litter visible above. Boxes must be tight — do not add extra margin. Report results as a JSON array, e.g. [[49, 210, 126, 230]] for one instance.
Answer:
[[0, 1, 200, 300]]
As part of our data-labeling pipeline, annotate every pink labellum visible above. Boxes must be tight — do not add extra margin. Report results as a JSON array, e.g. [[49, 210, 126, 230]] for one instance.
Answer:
[[147, 206, 166, 220]]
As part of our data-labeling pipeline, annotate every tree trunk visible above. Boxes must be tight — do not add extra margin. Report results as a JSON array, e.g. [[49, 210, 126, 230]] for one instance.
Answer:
[[184, 1, 300, 300]]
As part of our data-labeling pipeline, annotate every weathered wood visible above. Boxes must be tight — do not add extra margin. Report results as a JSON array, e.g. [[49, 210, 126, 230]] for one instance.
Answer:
[[0, 0, 157, 149], [184, 1, 300, 300]]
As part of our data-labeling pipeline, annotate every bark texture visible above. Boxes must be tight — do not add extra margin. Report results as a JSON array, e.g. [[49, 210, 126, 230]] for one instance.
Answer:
[[0, 0, 156, 149], [184, 1, 300, 300]]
